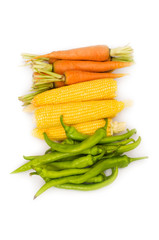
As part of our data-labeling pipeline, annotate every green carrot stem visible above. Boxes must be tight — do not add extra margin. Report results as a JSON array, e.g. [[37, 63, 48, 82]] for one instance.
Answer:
[[110, 45, 133, 62], [22, 53, 49, 61], [32, 61, 52, 72]]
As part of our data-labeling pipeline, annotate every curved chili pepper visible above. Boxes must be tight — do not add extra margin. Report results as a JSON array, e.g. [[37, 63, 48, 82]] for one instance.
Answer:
[[106, 138, 135, 146], [45, 138, 76, 154], [60, 115, 136, 144], [38, 167, 90, 179], [34, 175, 81, 199], [99, 129, 136, 144], [35, 167, 106, 184], [46, 149, 105, 169], [11, 152, 83, 174], [69, 154, 147, 184], [34, 167, 118, 198], [55, 167, 118, 191], [43, 119, 108, 153], [48, 155, 94, 169], [102, 136, 142, 154]]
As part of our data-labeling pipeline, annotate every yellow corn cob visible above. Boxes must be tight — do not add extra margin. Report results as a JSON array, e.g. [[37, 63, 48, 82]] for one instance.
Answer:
[[34, 100, 124, 128], [32, 119, 126, 141], [32, 79, 117, 107]]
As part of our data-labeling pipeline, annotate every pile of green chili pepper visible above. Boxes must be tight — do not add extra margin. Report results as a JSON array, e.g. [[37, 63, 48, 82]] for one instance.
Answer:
[[12, 116, 147, 199]]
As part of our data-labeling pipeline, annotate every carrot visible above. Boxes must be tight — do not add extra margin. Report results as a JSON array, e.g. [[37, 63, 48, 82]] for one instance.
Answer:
[[33, 70, 123, 88], [64, 71, 126, 85], [32, 60, 132, 75], [54, 71, 120, 88], [32, 70, 126, 88], [27, 45, 133, 62], [31, 45, 109, 61], [32, 60, 121, 75], [53, 60, 133, 74]]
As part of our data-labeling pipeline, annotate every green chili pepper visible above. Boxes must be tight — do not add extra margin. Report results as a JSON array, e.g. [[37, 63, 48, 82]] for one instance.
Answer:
[[11, 146, 103, 174], [34, 170, 113, 199], [48, 155, 93, 169], [47, 150, 105, 169], [35, 169, 106, 184], [60, 115, 91, 141], [43, 119, 108, 153], [37, 167, 90, 179], [102, 136, 141, 154], [34, 175, 81, 199], [69, 154, 147, 184], [60, 115, 136, 144], [55, 167, 118, 191], [11, 152, 82, 174], [105, 138, 135, 146], [99, 129, 136, 144], [33, 171, 105, 183], [45, 138, 76, 154]]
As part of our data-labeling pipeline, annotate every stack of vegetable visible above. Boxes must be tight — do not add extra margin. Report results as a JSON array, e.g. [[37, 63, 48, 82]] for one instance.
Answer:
[[12, 44, 146, 198]]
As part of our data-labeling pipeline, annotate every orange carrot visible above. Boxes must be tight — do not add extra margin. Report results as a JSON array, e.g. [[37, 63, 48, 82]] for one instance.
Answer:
[[29, 45, 133, 62], [40, 70, 116, 88], [64, 71, 126, 85], [32, 45, 109, 61], [33, 70, 115, 88], [33, 70, 126, 88], [52, 60, 132, 74]]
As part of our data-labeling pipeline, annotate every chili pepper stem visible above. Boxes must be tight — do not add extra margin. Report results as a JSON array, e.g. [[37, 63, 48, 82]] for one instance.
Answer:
[[103, 118, 108, 132], [129, 156, 148, 163], [60, 115, 69, 131]]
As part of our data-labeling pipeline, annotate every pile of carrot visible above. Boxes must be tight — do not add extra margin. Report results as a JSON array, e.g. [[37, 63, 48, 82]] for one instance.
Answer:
[[20, 44, 133, 105]]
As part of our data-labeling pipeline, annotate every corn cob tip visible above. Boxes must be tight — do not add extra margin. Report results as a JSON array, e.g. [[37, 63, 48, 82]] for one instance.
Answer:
[[123, 100, 133, 108], [111, 121, 126, 134], [32, 128, 43, 139], [23, 104, 35, 113]]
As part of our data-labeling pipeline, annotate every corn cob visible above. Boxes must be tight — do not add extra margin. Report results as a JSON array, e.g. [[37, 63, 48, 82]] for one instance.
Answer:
[[32, 79, 117, 107], [32, 119, 126, 141], [34, 100, 124, 128]]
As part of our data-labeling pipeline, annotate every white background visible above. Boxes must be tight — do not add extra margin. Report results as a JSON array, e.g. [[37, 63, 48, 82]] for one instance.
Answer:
[[0, 0, 159, 239]]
